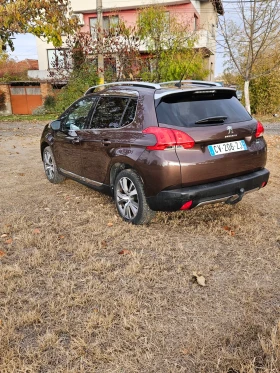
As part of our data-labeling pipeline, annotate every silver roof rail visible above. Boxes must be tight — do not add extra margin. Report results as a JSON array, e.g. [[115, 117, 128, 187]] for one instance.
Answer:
[[159, 80, 221, 87], [85, 81, 161, 95]]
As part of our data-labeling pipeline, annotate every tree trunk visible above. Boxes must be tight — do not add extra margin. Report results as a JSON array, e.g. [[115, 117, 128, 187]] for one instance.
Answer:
[[244, 80, 251, 114]]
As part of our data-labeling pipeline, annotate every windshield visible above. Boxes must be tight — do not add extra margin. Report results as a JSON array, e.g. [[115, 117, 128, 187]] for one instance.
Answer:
[[156, 91, 251, 127]]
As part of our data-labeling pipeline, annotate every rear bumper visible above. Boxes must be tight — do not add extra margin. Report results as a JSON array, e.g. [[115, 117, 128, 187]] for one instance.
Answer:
[[147, 168, 270, 211]]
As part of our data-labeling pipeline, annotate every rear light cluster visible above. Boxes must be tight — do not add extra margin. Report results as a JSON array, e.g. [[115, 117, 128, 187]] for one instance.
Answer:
[[180, 200, 193, 210], [143, 127, 195, 150], [256, 121, 264, 138]]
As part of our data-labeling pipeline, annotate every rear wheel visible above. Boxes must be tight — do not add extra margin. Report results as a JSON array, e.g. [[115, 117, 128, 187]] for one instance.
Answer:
[[43, 146, 65, 184], [114, 169, 155, 225]]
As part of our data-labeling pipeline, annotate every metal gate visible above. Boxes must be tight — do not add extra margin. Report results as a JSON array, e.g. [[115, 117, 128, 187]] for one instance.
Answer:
[[10, 85, 42, 115]]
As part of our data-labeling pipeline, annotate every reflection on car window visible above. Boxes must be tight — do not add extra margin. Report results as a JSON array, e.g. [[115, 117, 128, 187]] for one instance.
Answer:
[[156, 92, 251, 127], [90, 97, 129, 129], [121, 98, 137, 127], [61, 96, 97, 131]]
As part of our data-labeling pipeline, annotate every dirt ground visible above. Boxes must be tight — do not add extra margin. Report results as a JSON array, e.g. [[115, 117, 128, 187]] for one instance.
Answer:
[[0, 121, 280, 373]]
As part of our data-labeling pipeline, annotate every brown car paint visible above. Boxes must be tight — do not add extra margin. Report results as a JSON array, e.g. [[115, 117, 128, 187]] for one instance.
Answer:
[[41, 82, 269, 213]]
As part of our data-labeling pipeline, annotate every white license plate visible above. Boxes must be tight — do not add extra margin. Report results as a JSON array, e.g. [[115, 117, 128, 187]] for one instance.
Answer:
[[208, 140, 247, 156]]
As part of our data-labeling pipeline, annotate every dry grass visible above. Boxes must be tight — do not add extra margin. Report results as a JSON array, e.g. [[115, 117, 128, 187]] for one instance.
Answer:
[[0, 122, 280, 373]]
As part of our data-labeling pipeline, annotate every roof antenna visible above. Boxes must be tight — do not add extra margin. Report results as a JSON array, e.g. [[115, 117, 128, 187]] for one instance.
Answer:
[[175, 70, 186, 88]]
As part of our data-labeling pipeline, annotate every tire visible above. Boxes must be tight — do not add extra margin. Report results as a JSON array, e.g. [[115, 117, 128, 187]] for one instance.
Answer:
[[43, 146, 65, 184], [114, 169, 155, 225]]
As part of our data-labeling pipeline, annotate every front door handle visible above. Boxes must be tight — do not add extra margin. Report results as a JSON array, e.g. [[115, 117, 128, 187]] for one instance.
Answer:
[[102, 139, 111, 146]]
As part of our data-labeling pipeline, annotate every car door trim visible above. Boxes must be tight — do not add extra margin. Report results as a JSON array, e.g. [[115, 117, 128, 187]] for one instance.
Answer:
[[59, 168, 103, 186]]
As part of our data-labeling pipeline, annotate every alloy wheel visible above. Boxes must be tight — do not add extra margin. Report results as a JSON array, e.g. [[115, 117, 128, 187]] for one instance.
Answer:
[[44, 150, 55, 180], [116, 176, 139, 220]]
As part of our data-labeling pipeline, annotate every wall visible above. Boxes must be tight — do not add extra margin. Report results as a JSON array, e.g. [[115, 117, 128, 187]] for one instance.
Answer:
[[200, 1, 218, 79], [71, 0, 192, 12], [0, 84, 12, 115], [0, 82, 53, 115], [81, 3, 198, 33]]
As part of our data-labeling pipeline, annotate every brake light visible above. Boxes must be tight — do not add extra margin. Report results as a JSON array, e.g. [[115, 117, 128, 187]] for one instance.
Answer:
[[143, 127, 195, 150], [256, 121, 264, 138]]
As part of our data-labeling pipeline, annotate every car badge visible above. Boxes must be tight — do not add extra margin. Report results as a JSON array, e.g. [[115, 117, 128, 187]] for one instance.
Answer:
[[225, 125, 237, 138], [227, 126, 233, 135]]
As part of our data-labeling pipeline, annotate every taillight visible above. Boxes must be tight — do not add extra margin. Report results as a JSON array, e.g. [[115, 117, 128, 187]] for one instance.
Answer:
[[180, 200, 193, 210], [256, 121, 264, 138], [143, 127, 195, 150]]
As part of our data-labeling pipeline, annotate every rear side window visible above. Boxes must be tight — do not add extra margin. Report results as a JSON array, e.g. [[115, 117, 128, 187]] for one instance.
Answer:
[[156, 91, 251, 127], [90, 96, 129, 129]]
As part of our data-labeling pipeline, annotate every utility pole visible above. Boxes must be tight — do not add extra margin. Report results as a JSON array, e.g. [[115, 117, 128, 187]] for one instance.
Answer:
[[96, 0, 104, 84]]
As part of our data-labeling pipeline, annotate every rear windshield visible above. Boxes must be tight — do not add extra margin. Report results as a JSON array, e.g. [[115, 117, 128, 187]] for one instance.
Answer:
[[156, 90, 251, 127]]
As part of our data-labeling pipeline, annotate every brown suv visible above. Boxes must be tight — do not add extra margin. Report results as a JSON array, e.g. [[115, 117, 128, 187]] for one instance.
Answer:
[[41, 81, 269, 224]]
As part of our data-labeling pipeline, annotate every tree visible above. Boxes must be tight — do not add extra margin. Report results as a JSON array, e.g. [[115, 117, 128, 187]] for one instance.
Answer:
[[0, 52, 31, 81], [137, 5, 209, 82], [47, 32, 99, 112], [90, 19, 142, 81], [218, 0, 280, 113], [0, 0, 78, 50]]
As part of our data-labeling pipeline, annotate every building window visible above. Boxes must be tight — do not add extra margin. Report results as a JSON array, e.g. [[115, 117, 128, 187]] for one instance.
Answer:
[[47, 49, 69, 69], [90, 16, 119, 38], [194, 14, 198, 31]]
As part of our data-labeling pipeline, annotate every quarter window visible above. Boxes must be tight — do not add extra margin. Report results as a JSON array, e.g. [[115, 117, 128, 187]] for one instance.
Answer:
[[121, 98, 137, 126]]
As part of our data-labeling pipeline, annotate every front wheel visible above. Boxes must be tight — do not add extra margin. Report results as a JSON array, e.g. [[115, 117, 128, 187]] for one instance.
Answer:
[[43, 146, 65, 184], [114, 169, 155, 225]]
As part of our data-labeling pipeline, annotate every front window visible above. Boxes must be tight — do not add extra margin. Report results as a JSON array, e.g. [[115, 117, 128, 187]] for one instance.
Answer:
[[60, 96, 97, 131]]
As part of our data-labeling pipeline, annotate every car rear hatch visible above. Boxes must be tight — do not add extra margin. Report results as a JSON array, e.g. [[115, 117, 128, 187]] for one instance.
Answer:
[[155, 88, 267, 187]]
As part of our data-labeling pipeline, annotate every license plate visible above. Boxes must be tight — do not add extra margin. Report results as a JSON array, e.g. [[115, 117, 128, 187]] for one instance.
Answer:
[[208, 140, 247, 156]]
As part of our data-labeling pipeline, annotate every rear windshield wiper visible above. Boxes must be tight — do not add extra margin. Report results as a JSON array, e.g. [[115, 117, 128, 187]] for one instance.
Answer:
[[195, 116, 228, 125]]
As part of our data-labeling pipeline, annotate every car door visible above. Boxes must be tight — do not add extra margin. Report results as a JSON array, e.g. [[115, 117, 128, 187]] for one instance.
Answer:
[[53, 96, 97, 177], [80, 95, 136, 184]]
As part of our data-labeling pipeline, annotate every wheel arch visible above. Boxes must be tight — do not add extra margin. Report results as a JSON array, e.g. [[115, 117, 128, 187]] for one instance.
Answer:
[[109, 162, 145, 191], [41, 142, 49, 160]]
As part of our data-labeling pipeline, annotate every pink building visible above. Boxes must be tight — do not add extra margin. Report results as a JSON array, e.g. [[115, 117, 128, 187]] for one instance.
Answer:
[[33, 0, 224, 81]]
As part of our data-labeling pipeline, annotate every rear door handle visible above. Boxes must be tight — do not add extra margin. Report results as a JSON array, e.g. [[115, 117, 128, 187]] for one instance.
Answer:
[[102, 139, 111, 146]]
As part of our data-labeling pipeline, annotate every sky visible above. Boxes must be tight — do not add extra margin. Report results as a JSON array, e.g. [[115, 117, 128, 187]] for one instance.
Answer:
[[8, 33, 38, 61]]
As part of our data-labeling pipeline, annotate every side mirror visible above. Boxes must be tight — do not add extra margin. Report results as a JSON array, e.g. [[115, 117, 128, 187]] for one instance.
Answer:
[[50, 120, 61, 131]]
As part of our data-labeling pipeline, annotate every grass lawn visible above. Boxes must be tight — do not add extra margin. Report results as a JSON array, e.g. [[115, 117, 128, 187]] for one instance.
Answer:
[[0, 121, 280, 373]]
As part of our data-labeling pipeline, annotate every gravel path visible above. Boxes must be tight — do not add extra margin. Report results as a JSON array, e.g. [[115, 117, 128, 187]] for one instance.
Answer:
[[263, 122, 280, 135]]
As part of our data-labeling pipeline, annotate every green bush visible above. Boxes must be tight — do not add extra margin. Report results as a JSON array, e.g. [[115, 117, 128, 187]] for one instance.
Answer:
[[44, 95, 56, 112], [250, 73, 280, 115], [54, 62, 99, 113]]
